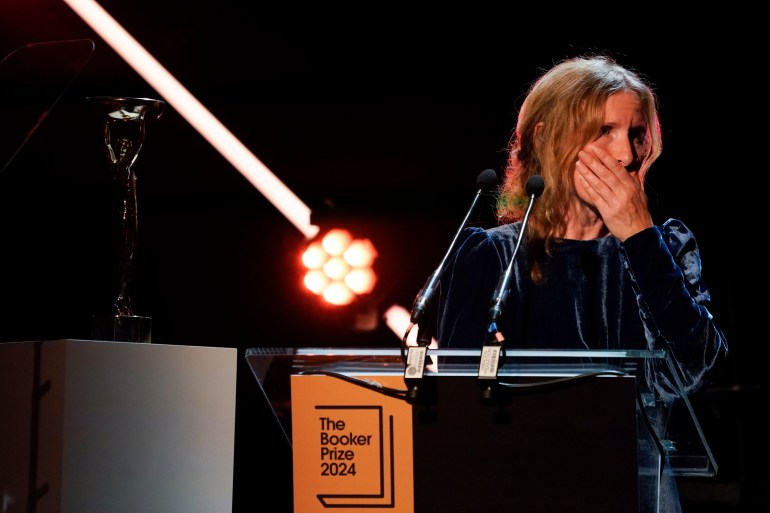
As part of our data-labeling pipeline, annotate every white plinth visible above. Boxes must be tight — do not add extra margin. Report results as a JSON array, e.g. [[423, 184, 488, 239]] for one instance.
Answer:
[[0, 339, 237, 513]]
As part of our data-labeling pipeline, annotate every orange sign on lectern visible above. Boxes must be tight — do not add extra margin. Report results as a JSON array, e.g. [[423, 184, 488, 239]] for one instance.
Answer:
[[291, 375, 415, 513]]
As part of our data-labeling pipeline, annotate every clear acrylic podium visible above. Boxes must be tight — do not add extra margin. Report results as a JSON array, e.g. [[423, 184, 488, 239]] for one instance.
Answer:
[[246, 347, 717, 513]]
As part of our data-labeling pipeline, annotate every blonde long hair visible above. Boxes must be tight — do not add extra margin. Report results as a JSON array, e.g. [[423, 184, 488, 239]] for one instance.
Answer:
[[498, 55, 663, 282]]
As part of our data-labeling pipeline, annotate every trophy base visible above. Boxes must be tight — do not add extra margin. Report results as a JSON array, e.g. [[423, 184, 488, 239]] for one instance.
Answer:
[[91, 315, 152, 343]]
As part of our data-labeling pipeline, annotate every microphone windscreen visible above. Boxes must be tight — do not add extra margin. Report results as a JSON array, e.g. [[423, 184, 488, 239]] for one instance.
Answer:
[[525, 174, 545, 198], [476, 168, 499, 192]]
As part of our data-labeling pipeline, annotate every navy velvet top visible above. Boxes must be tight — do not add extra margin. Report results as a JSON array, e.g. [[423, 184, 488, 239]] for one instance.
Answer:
[[435, 218, 727, 393]]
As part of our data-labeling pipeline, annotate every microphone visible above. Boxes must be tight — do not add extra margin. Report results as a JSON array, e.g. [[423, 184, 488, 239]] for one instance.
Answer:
[[408, 168, 499, 327], [403, 168, 499, 395], [487, 174, 544, 327], [479, 174, 545, 385]]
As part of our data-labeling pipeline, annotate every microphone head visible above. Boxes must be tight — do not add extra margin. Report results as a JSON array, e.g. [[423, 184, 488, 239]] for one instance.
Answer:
[[476, 168, 499, 193], [525, 175, 545, 198]]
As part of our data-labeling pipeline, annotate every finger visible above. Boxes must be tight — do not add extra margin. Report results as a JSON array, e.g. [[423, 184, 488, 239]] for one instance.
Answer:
[[579, 148, 636, 192], [576, 160, 612, 204], [576, 152, 614, 190], [586, 146, 630, 177]]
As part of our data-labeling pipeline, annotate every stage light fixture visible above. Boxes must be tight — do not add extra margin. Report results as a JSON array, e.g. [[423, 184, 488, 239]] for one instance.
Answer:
[[301, 229, 378, 306]]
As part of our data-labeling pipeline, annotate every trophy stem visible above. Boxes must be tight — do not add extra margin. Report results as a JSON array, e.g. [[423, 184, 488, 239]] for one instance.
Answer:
[[112, 149, 139, 316]]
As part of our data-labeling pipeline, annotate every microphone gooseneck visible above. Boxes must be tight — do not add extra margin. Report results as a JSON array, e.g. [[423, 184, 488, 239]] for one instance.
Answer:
[[408, 168, 499, 327], [487, 174, 545, 330], [478, 174, 545, 388]]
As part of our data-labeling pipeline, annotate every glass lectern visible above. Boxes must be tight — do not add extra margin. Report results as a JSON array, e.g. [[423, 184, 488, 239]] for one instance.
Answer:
[[246, 347, 717, 513]]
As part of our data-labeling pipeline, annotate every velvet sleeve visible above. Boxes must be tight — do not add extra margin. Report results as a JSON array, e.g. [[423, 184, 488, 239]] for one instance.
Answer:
[[619, 218, 728, 392]]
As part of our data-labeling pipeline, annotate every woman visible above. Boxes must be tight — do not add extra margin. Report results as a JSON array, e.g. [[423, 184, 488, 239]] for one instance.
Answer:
[[433, 54, 728, 512]]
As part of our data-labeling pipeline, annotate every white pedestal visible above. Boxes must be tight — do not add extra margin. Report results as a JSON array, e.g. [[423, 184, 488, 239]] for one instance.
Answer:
[[0, 339, 237, 513]]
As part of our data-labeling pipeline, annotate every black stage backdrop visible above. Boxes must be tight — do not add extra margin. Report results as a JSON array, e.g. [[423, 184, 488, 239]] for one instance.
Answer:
[[1, 2, 765, 512]]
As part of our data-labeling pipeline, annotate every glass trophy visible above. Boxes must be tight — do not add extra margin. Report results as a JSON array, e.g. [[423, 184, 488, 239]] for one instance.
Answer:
[[88, 96, 164, 343]]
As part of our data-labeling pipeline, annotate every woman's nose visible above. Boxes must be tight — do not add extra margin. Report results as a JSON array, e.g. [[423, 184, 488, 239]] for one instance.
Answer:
[[613, 139, 634, 167]]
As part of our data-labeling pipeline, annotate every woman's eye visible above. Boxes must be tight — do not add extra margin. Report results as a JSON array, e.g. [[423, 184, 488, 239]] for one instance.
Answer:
[[598, 126, 612, 137], [630, 127, 646, 143]]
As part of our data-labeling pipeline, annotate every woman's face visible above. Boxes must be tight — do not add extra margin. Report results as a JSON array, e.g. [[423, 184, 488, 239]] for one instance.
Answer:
[[573, 91, 648, 204]]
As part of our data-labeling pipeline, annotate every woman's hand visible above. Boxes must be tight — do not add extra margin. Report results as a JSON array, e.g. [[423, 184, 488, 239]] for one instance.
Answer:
[[575, 144, 653, 241]]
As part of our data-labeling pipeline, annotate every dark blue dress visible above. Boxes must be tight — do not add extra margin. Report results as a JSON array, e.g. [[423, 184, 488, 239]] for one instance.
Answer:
[[436, 218, 726, 393], [433, 218, 728, 513]]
